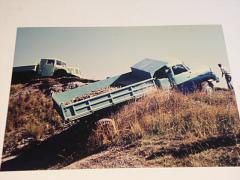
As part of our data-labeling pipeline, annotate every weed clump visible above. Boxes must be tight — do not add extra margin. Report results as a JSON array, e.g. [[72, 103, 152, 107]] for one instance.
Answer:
[[3, 85, 62, 155]]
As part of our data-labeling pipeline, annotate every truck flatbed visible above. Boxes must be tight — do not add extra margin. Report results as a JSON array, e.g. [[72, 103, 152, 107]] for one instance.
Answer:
[[13, 65, 37, 73], [53, 76, 155, 121]]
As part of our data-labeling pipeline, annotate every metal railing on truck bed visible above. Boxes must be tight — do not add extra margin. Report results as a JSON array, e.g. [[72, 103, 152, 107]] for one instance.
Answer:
[[52, 78, 156, 121]]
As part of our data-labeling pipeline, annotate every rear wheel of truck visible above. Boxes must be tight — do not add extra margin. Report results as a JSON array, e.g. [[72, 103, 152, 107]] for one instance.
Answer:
[[53, 69, 68, 78], [201, 81, 214, 94], [87, 118, 117, 153]]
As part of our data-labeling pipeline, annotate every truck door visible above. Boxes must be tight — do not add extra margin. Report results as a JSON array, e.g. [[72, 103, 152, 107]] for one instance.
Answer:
[[153, 66, 171, 89], [171, 64, 198, 92], [171, 64, 191, 84], [41, 59, 55, 76]]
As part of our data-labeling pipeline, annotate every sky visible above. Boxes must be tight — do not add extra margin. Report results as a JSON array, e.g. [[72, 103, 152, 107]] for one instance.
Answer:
[[13, 25, 231, 87]]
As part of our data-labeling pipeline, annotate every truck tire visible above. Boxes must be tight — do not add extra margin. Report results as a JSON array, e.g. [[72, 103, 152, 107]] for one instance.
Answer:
[[53, 69, 68, 78], [201, 81, 214, 94], [95, 119, 117, 135], [87, 118, 117, 152]]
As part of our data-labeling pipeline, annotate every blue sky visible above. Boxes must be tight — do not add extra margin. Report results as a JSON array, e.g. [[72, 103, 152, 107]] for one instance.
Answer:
[[13, 25, 231, 87]]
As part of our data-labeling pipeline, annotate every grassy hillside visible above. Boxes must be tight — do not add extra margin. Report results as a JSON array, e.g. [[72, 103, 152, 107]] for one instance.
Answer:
[[3, 77, 84, 156], [2, 79, 240, 168], [63, 89, 240, 168], [112, 89, 240, 144]]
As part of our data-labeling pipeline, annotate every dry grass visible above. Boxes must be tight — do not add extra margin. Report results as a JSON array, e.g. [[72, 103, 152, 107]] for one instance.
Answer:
[[6, 90, 62, 134], [3, 84, 63, 155], [3, 81, 240, 167], [111, 89, 240, 145]]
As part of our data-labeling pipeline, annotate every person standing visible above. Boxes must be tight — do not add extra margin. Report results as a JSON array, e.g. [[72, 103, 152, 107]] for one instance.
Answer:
[[218, 64, 233, 90]]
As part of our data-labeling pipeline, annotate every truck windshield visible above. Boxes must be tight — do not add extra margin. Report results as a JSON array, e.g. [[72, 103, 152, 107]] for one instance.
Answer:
[[56, 60, 66, 66], [47, 60, 55, 65], [172, 64, 188, 75]]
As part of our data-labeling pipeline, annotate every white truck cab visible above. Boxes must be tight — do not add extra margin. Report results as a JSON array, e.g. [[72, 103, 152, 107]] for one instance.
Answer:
[[153, 61, 190, 89], [153, 60, 219, 91], [37, 58, 81, 77]]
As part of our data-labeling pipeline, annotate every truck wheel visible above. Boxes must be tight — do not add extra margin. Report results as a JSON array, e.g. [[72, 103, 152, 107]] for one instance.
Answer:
[[53, 69, 68, 78], [201, 81, 214, 94], [96, 118, 117, 135], [87, 118, 117, 152]]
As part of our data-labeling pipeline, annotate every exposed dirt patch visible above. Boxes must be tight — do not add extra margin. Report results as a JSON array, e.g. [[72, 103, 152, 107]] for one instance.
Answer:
[[146, 133, 240, 159], [64, 135, 240, 169]]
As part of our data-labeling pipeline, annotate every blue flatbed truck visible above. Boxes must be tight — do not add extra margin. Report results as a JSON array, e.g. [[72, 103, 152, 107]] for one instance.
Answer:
[[52, 58, 219, 121]]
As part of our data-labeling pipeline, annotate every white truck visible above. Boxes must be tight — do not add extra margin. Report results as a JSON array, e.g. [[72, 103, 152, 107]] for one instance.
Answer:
[[12, 58, 81, 83]]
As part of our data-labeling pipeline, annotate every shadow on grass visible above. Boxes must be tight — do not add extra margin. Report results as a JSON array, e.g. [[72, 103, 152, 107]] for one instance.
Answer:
[[0, 104, 123, 171], [146, 133, 240, 160]]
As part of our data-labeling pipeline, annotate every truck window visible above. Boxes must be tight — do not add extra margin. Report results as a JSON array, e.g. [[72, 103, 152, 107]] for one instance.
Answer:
[[153, 66, 169, 79], [47, 59, 55, 65], [172, 64, 188, 75], [57, 60, 66, 66]]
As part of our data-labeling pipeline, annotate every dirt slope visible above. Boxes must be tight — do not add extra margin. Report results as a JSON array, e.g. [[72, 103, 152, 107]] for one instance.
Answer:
[[63, 89, 240, 169], [2, 76, 95, 157], [64, 135, 240, 169], [1, 76, 240, 170]]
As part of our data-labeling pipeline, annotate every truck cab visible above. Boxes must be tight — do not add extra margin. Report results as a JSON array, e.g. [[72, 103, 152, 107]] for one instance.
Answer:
[[153, 61, 219, 92], [131, 58, 219, 93], [37, 58, 81, 77]]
